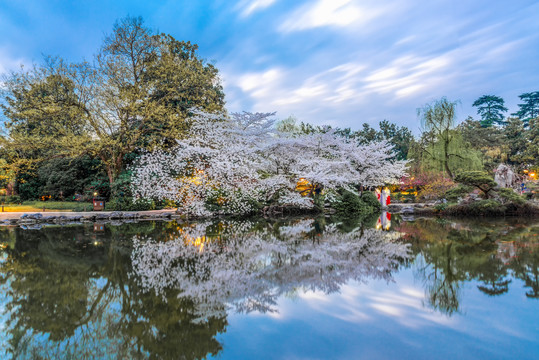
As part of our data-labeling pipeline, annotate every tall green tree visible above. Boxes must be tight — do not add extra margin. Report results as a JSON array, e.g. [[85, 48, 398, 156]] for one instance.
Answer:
[[378, 120, 413, 161], [336, 121, 413, 161], [472, 95, 508, 127], [353, 123, 381, 144], [1, 16, 225, 188], [409, 129, 482, 177], [458, 117, 505, 170], [416, 97, 464, 178], [503, 117, 528, 165], [0, 65, 91, 195], [513, 91, 539, 126], [524, 117, 539, 167]]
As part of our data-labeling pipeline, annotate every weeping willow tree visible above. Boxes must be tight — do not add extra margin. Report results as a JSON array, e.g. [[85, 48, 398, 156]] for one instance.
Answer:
[[410, 130, 483, 176], [414, 97, 482, 178]]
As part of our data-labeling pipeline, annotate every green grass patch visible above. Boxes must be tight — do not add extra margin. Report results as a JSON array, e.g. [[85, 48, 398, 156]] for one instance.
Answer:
[[1, 201, 93, 212]]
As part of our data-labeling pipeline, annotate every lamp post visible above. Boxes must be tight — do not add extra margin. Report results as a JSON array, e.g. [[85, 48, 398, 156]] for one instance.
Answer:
[[1, 189, 5, 212]]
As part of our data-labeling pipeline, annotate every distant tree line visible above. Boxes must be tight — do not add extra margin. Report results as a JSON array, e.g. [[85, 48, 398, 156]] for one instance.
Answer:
[[278, 91, 539, 183]]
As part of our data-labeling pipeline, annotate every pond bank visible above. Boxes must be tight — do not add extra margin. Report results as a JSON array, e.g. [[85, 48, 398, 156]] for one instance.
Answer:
[[388, 200, 539, 216], [0, 209, 180, 225], [2, 200, 538, 227]]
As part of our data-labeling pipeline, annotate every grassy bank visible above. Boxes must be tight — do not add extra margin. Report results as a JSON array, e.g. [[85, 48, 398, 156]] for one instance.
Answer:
[[0, 201, 92, 212], [441, 200, 539, 216]]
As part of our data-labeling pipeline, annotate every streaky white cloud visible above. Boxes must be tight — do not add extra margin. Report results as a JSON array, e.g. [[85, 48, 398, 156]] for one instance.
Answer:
[[0, 48, 27, 74], [219, 0, 539, 131], [237, 0, 278, 18], [279, 0, 388, 32], [237, 67, 285, 98], [223, 13, 532, 130], [363, 54, 452, 98]]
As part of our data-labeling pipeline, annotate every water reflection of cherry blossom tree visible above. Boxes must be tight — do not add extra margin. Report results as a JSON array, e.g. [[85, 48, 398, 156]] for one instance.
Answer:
[[130, 219, 411, 319]]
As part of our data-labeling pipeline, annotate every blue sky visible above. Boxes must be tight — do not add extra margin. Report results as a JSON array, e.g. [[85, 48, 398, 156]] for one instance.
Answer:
[[1, 0, 538, 132]]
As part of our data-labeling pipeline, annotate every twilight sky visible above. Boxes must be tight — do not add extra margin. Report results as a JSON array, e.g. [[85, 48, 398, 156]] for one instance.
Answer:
[[1, 0, 538, 132]]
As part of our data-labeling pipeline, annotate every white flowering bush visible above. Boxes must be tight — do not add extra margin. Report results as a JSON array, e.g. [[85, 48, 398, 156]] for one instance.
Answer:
[[131, 109, 407, 216]]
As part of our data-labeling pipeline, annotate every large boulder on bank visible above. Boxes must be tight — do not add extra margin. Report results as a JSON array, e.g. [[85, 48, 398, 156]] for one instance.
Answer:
[[494, 164, 518, 189]]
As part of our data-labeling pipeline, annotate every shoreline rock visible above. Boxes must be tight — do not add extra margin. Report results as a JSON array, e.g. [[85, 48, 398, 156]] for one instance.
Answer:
[[0, 209, 181, 227]]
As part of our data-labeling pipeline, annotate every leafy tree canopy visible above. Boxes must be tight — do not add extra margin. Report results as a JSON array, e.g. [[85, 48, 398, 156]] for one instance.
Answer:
[[512, 91, 539, 125], [458, 117, 505, 170], [472, 95, 508, 127], [416, 97, 462, 178], [1, 16, 225, 187], [454, 171, 497, 198], [502, 117, 528, 165]]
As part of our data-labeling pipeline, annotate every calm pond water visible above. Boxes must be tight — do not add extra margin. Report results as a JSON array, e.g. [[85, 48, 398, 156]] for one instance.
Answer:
[[0, 215, 538, 359]]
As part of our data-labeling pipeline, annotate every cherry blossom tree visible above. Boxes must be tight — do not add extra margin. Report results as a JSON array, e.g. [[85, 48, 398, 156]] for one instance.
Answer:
[[130, 110, 407, 216]]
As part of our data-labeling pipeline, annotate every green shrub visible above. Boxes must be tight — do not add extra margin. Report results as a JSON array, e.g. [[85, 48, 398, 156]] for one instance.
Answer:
[[444, 199, 504, 216], [526, 182, 539, 199], [130, 199, 156, 211], [332, 190, 363, 214], [5, 195, 21, 204], [84, 179, 111, 200], [17, 181, 42, 201], [38, 157, 106, 200], [155, 198, 178, 209], [105, 197, 156, 211], [360, 191, 381, 210], [467, 199, 506, 215], [110, 172, 133, 198], [332, 190, 381, 215], [434, 203, 448, 211], [393, 192, 416, 203], [444, 196, 538, 216], [495, 188, 525, 206], [444, 184, 473, 202]]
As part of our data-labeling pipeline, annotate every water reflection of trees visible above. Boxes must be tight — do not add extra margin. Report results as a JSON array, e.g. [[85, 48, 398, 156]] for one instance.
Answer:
[[0, 218, 409, 359], [3, 216, 536, 358], [131, 218, 411, 319], [397, 218, 539, 315], [0, 223, 226, 360]]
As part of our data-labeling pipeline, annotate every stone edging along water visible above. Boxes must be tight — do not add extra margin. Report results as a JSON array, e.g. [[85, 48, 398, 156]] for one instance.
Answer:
[[0, 210, 180, 227], [0, 205, 434, 226], [5, 201, 534, 228]]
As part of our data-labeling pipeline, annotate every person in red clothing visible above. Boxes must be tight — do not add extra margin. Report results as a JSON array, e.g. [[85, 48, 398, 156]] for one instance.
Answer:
[[383, 187, 391, 205]]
